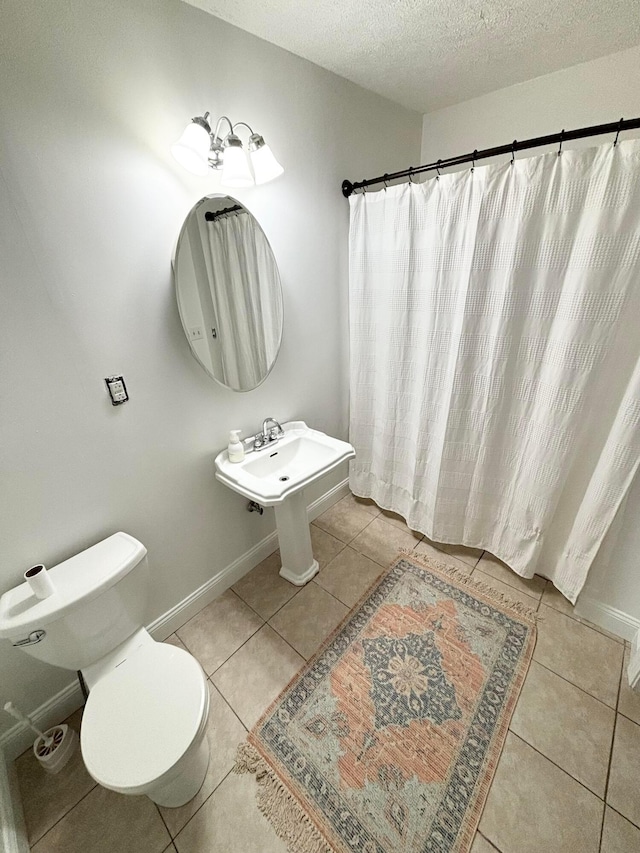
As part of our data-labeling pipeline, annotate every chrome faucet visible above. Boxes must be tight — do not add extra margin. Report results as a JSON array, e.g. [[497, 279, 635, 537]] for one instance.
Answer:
[[246, 417, 285, 451]]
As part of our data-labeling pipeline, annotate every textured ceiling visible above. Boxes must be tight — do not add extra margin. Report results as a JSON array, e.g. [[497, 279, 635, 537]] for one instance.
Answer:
[[180, 0, 640, 113]]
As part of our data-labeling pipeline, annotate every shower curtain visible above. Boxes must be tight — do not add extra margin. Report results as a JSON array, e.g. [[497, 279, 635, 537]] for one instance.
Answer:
[[205, 213, 280, 389], [349, 139, 640, 601]]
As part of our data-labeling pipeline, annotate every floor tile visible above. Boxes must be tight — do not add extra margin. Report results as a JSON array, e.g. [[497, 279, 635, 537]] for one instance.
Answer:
[[212, 625, 304, 730], [472, 569, 540, 611], [351, 516, 422, 568], [163, 633, 189, 651], [471, 834, 499, 852], [31, 784, 170, 853], [378, 508, 423, 536], [269, 581, 349, 659], [314, 494, 377, 543], [232, 552, 299, 620], [509, 660, 615, 796], [413, 538, 474, 574], [542, 583, 624, 643], [608, 714, 640, 828], [601, 806, 640, 852], [344, 492, 381, 517], [479, 733, 603, 853], [173, 770, 287, 853], [619, 645, 640, 725], [159, 682, 246, 837], [176, 589, 263, 675], [314, 546, 385, 608], [476, 553, 545, 599], [309, 523, 345, 567], [15, 706, 95, 845], [436, 542, 484, 568], [534, 605, 623, 707]]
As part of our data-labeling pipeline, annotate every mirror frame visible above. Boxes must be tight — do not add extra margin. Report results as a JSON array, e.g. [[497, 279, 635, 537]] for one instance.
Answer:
[[172, 194, 284, 392]]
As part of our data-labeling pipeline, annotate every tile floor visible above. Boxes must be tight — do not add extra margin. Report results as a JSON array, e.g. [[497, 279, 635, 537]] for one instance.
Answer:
[[15, 493, 640, 852]]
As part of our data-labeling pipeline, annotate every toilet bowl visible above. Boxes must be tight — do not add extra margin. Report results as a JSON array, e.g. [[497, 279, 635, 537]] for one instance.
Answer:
[[0, 532, 211, 808], [81, 637, 210, 807]]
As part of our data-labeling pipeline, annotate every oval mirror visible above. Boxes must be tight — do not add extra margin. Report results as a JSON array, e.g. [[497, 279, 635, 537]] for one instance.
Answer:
[[174, 194, 284, 391]]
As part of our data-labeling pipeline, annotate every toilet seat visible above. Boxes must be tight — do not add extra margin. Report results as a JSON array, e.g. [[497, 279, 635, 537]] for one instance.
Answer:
[[81, 642, 209, 795]]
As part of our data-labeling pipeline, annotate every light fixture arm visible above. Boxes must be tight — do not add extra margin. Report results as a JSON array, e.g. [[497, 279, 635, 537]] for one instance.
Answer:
[[231, 121, 255, 138], [211, 115, 234, 144]]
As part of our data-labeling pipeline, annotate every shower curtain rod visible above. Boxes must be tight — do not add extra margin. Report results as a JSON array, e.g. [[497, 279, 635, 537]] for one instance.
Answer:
[[204, 204, 244, 221], [341, 116, 640, 197]]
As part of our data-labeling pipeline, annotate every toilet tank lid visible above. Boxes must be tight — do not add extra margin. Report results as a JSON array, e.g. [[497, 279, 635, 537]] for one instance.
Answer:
[[0, 533, 147, 638]]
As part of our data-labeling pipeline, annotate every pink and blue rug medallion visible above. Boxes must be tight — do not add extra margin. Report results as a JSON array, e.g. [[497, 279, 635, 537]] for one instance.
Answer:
[[236, 553, 536, 853]]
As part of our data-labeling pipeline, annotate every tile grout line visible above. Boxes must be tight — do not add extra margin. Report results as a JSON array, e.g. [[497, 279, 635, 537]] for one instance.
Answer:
[[471, 568, 541, 609], [599, 712, 619, 850], [604, 802, 640, 834], [508, 731, 609, 803], [478, 829, 502, 851], [26, 779, 98, 847], [472, 568, 545, 601], [266, 610, 320, 662], [155, 801, 173, 844], [204, 617, 267, 679], [208, 679, 248, 733], [532, 658, 621, 712], [537, 596, 625, 644], [598, 649, 627, 849], [231, 568, 306, 624], [170, 767, 235, 844]]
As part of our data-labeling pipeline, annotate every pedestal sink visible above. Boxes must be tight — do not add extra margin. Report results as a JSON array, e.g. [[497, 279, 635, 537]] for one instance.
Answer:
[[214, 421, 355, 584]]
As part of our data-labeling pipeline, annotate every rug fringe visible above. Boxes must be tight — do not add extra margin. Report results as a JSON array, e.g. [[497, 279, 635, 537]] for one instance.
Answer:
[[399, 548, 538, 625], [235, 742, 332, 853]]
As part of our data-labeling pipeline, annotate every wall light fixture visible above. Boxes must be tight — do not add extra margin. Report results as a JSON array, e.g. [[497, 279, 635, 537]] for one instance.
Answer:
[[171, 113, 284, 186]]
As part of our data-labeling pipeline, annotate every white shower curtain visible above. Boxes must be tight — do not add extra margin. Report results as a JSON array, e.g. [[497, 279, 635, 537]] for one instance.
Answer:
[[349, 139, 640, 601], [205, 213, 281, 389]]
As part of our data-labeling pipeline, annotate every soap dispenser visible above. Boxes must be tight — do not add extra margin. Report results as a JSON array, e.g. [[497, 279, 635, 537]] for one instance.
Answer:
[[228, 430, 245, 463]]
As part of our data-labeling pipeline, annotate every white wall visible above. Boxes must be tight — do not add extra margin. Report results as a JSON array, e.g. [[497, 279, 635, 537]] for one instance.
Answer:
[[421, 44, 640, 631], [0, 0, 421, 738]]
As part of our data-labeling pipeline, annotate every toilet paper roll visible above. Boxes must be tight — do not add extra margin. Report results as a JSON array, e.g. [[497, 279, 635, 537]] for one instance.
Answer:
[[24, 564, 56, 600]]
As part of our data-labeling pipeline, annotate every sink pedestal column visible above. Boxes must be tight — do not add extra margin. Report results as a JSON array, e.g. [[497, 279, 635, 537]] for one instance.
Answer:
[[274, 491, 319, 585]]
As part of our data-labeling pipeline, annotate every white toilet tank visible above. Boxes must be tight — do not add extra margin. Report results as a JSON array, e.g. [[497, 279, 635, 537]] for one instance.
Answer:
[[0, 533, 149, 671]]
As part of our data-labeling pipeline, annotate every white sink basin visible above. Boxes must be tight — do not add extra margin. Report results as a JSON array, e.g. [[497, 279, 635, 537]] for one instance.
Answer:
[[214, 421, 355, 507], [215, 421, 355, 586]]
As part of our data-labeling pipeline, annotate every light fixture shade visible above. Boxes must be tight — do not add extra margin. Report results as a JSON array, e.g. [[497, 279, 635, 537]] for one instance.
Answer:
[[249, 141, 284, 184], [171, 121, 211, 175], [221, 140, 254, 187]]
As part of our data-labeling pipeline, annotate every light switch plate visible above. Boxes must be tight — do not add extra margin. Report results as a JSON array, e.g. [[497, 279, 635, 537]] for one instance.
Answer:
[[104, 375, 129, 406]]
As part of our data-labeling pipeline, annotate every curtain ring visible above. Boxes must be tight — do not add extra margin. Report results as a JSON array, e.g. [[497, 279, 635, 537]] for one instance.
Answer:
[[436, 159, 442, 180], [614, 117, 624, 147], [510, 140, 517, 165], [383, 173, 389, 191], [408, 168, 415, 184], [558, 129, 564, 156], [471, 150, 477, 172]]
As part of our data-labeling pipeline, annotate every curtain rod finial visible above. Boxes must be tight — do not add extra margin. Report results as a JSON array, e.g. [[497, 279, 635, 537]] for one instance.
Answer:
[[342, 179, 354, 198]]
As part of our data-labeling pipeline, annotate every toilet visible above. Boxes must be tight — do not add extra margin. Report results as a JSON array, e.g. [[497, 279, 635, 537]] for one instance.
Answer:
[[0, 532, 210, 807]]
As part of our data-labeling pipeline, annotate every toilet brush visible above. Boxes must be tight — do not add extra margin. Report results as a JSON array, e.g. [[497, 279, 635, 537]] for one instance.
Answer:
[[3, 701, 78, 774]]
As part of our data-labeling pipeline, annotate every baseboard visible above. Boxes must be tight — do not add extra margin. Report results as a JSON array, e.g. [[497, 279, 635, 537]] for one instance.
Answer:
[[575, 596, 640, 642], [0, 477, 350, 762], [0, 750, 29, 853]]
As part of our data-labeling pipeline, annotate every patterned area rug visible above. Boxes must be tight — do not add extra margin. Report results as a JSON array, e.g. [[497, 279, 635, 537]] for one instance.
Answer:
[[236, 553, 536, 853]]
